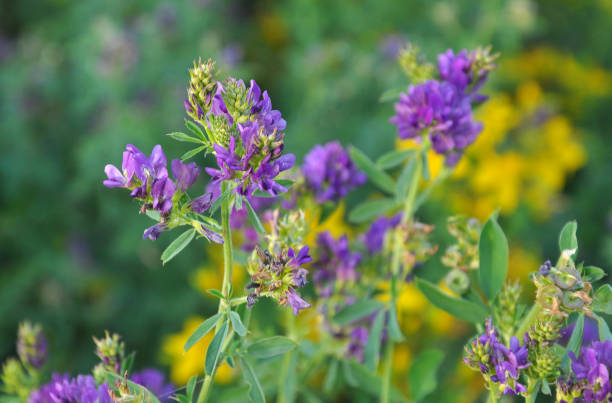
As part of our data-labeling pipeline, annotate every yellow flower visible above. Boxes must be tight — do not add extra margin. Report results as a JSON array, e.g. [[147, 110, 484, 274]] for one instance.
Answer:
[[161, 317, 235, 386], [305, 201, 352, 246]]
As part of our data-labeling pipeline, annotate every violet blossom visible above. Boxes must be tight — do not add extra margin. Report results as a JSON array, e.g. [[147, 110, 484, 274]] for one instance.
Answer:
[[569, 340, 612, 402], [312, 232, 362, 297], [29, 374, 112, 403]]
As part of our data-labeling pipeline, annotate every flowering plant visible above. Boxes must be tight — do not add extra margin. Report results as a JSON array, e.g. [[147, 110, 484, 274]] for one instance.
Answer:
[[3, 44, 610, 403]]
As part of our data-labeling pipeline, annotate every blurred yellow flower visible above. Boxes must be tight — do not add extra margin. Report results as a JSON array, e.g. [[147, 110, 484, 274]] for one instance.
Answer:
[[305, 201, 353, 246], [161, 316, 235, 386]]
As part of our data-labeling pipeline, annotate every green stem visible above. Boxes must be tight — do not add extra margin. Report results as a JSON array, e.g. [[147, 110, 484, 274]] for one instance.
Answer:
[[525, 378, 539, 403], [278, 308, 298, 403], [380, 155, 423, 403], [486, 390, 498, 403], [196, 182, 234, 403], [514, 304, 541, 339]]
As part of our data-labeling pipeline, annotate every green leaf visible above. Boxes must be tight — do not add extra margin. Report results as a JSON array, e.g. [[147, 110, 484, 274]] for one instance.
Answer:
[[348, 198, 397, 224], [342, 360, 357, 386], [409, 349, 444, 402], [333, 300, 384, 326], [166, 131, 204, 144], [184, 313, 224, 352], [583, 266, 607, 282], [181, 146, 207, 161], [120, 351, 135, 374], [145, 210, 161, 221], [205, 320, 229, 374], [252, 190, 277, 198], [185, 120, 207, 141], [346, 361, 405, 401], [562, 313, 584, 370], [594, 313, 612, 341], [387, 304, 404, 342], [244, 199, 266, 234], [478, 213, 509, 300], [349, 146, 396, 194], [324, 358, 339, 393], [396, 157, 417, 200], [161, 229, 196, 265], [415, 278, 489, 323], [229, 311, 247, 337], [376, 149, 415, 170], [239, 357, 266, 403], [247, 336, 296, 359], [186, 376, 197, 400], [559, 220, 578, 255], [364, 309, 385, 371], [592, 284, 612, 314], [276, 179, 294, 188], [103, 371, 161, 403], [379, 86, 405, 103], [421, 151, 430, 181], [207, 289, 224, 300]]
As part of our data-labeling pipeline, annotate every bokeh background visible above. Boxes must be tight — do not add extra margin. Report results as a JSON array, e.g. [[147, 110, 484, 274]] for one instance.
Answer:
[[1, 0, 611, 401]]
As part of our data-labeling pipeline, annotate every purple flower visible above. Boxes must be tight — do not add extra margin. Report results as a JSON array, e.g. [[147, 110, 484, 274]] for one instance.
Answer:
[[143, 223, 168, 241], [104, 144, 169, 194], [313, 232, 361, 297], [206, 79, 294, 197], [130, 368, 174, 403], [347, 327, 369, 362], [560, 316, 600, 347], [288, 246, 312, 267], [364, 214, 402, 254], [569, 340, 612, 402], [286, 288, 311, 315], [464, 319, 531, 395], [151, 177, 176, 214], [438, 49, 473, 93], [29, 374, 112, 403], [189, 192, 213, 214], [390, 80, 483, 166], [302, 142, 366, 202], [171, 159, 200, 192]]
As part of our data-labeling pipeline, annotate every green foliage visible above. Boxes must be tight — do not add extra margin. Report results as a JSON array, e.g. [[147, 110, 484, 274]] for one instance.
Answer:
[[409, 349, 444, 402], [184, 313, 224, 352], [161, 228, 196, 265], [415, 278, 489, 323], [205, 320, 229, 375], [592, 284, 612, 314], [348, 198, 397, 223], [559, 221, 578, 256], [246, 336, 296, 359], [348, 146, 396, 194], [478, 213, 509, 300], [333, 300, 385, 326]]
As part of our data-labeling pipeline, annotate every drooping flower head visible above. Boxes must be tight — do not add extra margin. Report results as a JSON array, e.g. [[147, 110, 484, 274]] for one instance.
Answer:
[[245, 245, 312, 315], [312, 232, 362, 297], [568, 340, 612, 402], [204, 78, 295, 197], [29, 374, 112, 403], [302, 141, 366, 202], [464, 318, 531, 395], [16, 321, 47, 369]]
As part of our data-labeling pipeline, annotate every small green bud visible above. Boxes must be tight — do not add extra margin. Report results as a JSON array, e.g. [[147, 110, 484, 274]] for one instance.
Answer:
[[93, 331, 125, 373], [397, 43, 434, 84]]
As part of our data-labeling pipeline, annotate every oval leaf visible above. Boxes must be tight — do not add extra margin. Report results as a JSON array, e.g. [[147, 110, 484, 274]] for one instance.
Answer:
[[247, 336, 296, 359], [239, 357, 266, 403], [594, 313, 612, 341], [348, 198, 397, 224], [333, 300, 384, 326], [181, 145, 207, 161], [415, 278, 489, 324], [205, 320, 229, 375], [349, 146, 396, 194], [559, 220, 578, 255], [592, 284, 612, 314], [229, 311, 247, 337], [583, 266, 606, 283], [396, 157, 418, 200], [184, 313, 224, 352], [410, 349, 444, 402], [376, 149, 415, 169], [478, 214, 509, 301], [364, 309, 385, 371], [161, 229, 196, 265]]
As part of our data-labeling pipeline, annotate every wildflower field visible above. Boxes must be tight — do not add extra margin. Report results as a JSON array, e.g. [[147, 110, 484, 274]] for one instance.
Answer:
[[1, 1, 611, 402]]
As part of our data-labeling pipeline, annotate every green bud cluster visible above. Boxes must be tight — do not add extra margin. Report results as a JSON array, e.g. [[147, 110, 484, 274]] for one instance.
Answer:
[[207, 115, 235, 150], [397, 221, 437, 271], [222, 78, 252, 124], [533, 249, 593, 318], [186, 58, 217, 121], [93, 331, 125, 373], [441, 216, 480, 272], [0, 359, 31, 401], [528, 347, 560, 380], [398, 43, 434, 84], [471, 46, 498, 78], [266, 209, 306, 252], [493, 281, 522, 336], [530, 315, 563, 344]]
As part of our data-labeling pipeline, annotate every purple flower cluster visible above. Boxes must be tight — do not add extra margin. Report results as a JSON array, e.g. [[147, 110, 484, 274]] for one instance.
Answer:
[[130, 368, 175, 403], [347, 327, 369, 362], [302, 141, 366, 202], [17, 322, 47, 369], [29, 374, 111, 403], [390, 48, 493, 166], [312, 232, 362, 297], [205, 79, 295, 197], [363, 214, 402, 254], [464, 319, 531, 395], [569, 340, 612, 402], [104, 144, 218, 242]]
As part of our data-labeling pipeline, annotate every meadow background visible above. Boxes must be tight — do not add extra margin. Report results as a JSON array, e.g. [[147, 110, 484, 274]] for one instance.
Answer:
[[1, 0, 611, 401]]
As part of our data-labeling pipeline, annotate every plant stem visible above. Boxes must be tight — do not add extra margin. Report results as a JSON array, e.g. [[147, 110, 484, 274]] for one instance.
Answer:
[[525, 378, 539, 403], [278, 308, 298, 402], [196, 182, 234, 403], [380, 155, 423, 403], [514, 304, 541, 339]]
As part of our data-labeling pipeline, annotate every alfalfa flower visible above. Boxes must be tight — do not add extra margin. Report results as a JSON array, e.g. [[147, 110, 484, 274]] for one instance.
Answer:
[[16, 321, 47, 369], [184, 57, 217, 121], [312, 232, 362, 297], [29, 374, 112, 403], [568, 340, 612, 402], [93, 331, 125, 373], [302, 141, 366, 202]]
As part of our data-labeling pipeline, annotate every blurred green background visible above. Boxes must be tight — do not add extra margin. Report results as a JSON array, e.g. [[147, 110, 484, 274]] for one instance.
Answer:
[[1, 0, 611, 396]]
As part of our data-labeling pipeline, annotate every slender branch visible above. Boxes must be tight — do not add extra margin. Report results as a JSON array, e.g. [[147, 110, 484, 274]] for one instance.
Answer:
[[196, 182, 234, 403]]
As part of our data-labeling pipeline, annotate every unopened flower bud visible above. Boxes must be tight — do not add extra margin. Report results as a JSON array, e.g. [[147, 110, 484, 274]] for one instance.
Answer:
[[17, 321, 47, 369], [93, 331, 125, 373]]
